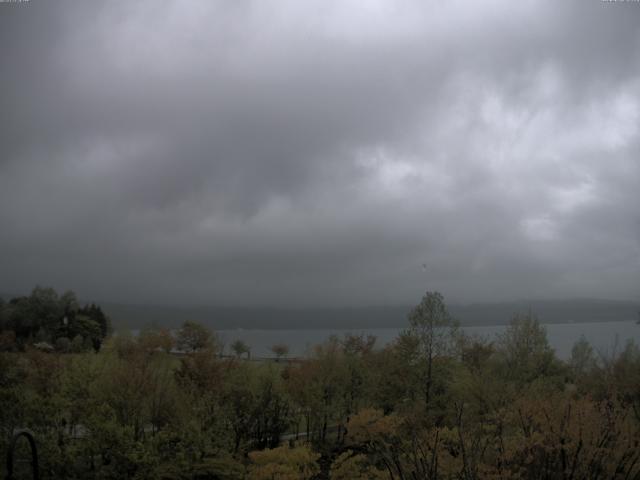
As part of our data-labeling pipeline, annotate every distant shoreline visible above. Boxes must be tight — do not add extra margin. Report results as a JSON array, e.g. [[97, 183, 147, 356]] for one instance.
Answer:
[[3, 292, 637, 331]]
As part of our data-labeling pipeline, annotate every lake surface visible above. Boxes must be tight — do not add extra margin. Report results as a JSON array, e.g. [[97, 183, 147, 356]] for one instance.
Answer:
[[217, 321, 640, 360]]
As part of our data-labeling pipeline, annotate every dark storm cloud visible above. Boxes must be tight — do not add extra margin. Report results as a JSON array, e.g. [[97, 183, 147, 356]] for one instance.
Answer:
[[1, 0, 639, 306]]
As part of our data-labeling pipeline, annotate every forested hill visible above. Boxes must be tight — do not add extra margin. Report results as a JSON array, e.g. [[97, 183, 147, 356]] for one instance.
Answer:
[[95, 298, 640, 331]]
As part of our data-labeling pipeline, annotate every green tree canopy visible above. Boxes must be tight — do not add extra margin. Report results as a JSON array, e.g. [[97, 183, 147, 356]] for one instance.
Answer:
[[231, 339, 251, 358], [407, 291, 458, 408]]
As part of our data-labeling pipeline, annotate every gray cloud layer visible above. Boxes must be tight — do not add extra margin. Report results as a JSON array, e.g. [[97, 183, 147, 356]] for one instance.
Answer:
[[1, 0, 639, 306]]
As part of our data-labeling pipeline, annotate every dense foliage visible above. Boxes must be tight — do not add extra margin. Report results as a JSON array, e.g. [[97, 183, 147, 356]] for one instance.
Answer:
[[0, 287, 110, 353], [2, 290, 640, 479]]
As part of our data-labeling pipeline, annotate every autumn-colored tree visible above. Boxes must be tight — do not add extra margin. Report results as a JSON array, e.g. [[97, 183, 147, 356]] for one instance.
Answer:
[[138, 327, 175, 353], [176, 320, 215, 353], [4, 287, 640, 480], [249, 445, 320, 480], [346, 408, 442, 479], [271, 343, 290, 361], [330, 450, 386, 479], [496, 393, 640, 479]]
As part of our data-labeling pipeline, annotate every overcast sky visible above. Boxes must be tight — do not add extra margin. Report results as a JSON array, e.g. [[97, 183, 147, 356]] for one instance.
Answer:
[[1, 0, 639, 307]]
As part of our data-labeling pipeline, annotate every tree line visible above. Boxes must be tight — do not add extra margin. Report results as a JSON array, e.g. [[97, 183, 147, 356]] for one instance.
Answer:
[[1, 290, 640, 479], [0, 287, 110, 353]]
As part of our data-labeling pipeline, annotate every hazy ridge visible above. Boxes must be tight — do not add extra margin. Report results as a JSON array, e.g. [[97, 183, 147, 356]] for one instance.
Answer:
[[101, 299, 640, 330], [2, 292, 637, 330]]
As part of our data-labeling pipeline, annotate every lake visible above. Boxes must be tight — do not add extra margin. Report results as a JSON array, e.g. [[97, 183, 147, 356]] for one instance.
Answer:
[[217, 321, 640, 360]]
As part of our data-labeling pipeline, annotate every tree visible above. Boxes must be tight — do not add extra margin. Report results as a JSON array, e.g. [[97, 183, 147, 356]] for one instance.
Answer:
[[497, 312, 557, 383], [0, 288, 110, 351], [82, 303, 109, 335], [495, 394, 640, 479], [83, 336, 94, 352], [341, 333, 376, 356], [271, 343, 289, 361], [0, 297, 7, 330], [231, 339, 251, 359], [569, 335, 596, 381], [6, 287, 61, 342], [286, 337, 350, 445], [346, 408, 441, 479], [249, 445, 320, 480], [55, 336, 71, 352], [138, 327, 174, 353], [340, 333, 376, 426], [176, 320, 214, 353], [70, 334, 85, 353], [68, 314, 102, 349], [0, 330, 17, 352], [28, 286, 63, 333], [250, 369, 292, 449], [457, 333, 494, 372], [60, 290, 80, 320], [407, 291, 458, 408], [78, 303, 111, 343], [330, 450, 386, 480]]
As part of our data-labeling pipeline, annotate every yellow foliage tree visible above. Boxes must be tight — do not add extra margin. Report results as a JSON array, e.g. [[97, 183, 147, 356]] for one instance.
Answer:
[[329, 450, 386, 480], [248, 445, 320, 480]]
